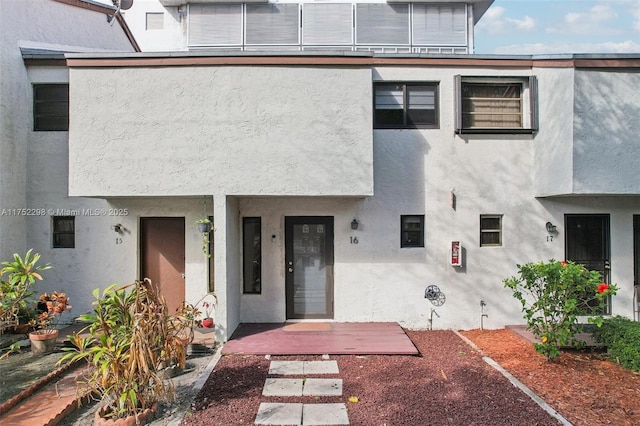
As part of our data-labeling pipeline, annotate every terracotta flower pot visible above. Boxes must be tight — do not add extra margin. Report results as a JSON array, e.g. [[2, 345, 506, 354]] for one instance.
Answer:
[[29, 329, 58, 355], [94, 403, 157, 426], [202, 318, 214, 328]]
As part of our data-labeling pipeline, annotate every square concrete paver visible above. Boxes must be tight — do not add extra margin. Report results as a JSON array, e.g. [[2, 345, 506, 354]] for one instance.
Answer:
[[303, 360, 339, 374], [302, 378, 343, 396], [255, 402, 303, 425], [263, 378, 304, 396], [302, 403, 349, 425], [269, 360, 304, 375]]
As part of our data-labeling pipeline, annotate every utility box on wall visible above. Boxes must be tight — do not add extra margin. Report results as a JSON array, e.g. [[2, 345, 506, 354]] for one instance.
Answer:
[[450, 241, 462, 267]]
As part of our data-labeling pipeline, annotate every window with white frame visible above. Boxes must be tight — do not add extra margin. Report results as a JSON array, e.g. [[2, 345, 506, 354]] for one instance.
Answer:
[[455, 76, 538, 134], [374, 83, 438, 128], [480, 215, 502, 247], [145, 12, 164, 30]]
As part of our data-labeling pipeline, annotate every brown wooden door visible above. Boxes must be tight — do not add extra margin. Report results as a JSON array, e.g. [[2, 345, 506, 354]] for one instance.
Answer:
[[285, 216, 334, 319], [140, 217, 185, 314]]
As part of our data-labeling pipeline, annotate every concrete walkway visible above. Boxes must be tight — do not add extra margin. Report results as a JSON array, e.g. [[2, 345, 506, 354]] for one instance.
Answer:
[[255, 359, 349, 425]]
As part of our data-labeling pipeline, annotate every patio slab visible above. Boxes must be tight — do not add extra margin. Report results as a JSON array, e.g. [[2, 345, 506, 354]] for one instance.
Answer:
[[302, 403, 349, 425], [255, 402, 303, 425], [268, 360, 304, 375], [303, 360, 339, 374], [302, 378, 343, 396], [262, 378, 304, 396]]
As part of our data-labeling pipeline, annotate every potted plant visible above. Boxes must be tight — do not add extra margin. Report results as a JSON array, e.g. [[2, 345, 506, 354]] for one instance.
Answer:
[[195, 219, 213, 257], [0, 249, 50, 334], [60, 279, 192, 425], [196, 293, 217, 328], [29, 291, 72, 354]]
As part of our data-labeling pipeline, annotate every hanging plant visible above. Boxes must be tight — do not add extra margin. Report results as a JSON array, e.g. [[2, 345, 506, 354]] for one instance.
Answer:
[[196, 219, 213, 257]]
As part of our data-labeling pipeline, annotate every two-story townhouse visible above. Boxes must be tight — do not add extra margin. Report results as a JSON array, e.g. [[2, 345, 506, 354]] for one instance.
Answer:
[[4, 1, 639, 342]]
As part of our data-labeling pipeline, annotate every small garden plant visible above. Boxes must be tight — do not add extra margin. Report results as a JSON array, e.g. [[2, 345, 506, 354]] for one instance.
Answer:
[[504, 259, 617, 361], [592, 316, 640, 371]]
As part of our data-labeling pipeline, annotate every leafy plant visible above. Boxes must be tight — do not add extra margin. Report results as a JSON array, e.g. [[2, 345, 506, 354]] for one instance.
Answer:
[[504, 259, 617, 361], [592, 316, 640, 371], [0, 250, 51, 332], [196, 219, 213, 258], [33, 291, 72, 333], [59, 279, 192, 422]]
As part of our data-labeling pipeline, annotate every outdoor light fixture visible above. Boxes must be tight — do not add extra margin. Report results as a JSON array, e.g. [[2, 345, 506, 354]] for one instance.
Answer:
[[546, 222, 557, 233], [351, 219, 359, 230], [112, 224, 124, 233]]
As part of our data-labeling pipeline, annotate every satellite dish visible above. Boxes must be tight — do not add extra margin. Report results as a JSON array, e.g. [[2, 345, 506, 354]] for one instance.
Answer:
[[120, 0, 134, 10]]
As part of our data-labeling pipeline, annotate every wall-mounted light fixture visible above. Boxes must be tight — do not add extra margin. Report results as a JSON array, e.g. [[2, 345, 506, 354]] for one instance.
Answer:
[[111, 224, 124, 233], [545, 222, 557, 233], [351, 219, 359, 230]]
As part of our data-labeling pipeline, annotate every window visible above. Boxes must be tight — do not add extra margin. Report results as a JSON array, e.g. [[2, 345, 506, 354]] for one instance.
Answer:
[[401, 215, 425, 248], [146, 13, 164, 30], [375, 83, 438, 128], [33, 84, 69, 131], [52, 216, 75, 248], [455, 76, 538, 134], [480, 215, 502, 247], [243, 217, 261, 294]]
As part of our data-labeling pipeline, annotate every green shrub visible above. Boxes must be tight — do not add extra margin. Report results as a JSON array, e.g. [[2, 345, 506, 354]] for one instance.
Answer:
[[504, 259, 616, 361], [592, 316, 640, 371]]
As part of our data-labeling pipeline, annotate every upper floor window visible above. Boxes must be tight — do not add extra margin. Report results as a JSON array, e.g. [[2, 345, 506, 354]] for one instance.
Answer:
[[52, 216, 75, 248], [33, 84, 69, 131], [375, 83, 438, 129], [146, 13, 164, 30], [455, 76, 538, 134]]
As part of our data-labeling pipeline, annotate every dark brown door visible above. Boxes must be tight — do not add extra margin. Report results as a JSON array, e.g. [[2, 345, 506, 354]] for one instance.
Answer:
[[140, 217, 185, 314], [565, 214, 610, 313], [285, 217, 334, 319]]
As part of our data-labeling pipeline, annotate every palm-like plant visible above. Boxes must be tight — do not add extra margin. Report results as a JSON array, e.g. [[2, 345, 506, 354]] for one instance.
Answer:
[[60, 279, 192, 422]]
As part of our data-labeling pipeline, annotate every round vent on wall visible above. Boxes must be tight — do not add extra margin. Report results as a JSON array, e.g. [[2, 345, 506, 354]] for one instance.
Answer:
[[120, 0, 134, 10]]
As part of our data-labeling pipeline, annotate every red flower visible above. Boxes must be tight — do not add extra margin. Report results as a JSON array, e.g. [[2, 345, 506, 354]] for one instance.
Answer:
[[597, 283, 610, 294], [560, 261, 568, 267]]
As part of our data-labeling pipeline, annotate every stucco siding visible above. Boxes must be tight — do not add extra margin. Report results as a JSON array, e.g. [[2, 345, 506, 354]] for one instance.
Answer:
[[68, 66, 374, 198], [573, 70, 640, 194]]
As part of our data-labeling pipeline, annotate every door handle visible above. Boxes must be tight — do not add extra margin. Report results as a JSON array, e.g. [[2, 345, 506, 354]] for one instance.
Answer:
[[180, 273, 186, 279]]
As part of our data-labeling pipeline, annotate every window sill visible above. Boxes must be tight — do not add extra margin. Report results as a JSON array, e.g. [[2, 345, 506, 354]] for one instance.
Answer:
[[456, 128, 536, 135]]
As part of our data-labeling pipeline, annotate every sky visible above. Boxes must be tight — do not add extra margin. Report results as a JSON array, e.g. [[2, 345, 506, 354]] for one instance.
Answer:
[[474, 0, 640, 54]]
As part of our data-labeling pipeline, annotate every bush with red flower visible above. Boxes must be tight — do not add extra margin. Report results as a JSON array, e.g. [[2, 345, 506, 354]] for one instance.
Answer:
[[33, 291, 72, 334], [504, 259, 617, 361]]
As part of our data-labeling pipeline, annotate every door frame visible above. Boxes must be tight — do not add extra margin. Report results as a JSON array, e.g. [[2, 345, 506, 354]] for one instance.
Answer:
[[285, 216, 334, 320], [634, 215, 640, 321]]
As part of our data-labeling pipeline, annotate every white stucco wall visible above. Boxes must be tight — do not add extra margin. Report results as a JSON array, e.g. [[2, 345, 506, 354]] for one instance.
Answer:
[[0, 0, 134, 262], [121, 0, 186, 52], [533, 66, 575, 197], [68, 65, 374, 198], [573, 69, 640, 194]]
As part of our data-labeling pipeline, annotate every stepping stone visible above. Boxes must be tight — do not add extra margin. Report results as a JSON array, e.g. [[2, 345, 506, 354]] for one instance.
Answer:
[[303, 360, 339, 374], [269, 360, 304, 375], [302, 378, 342, 396], [255, 402, 303, 425], [262, 378, 303, 396], [302, 403, 349, 425]]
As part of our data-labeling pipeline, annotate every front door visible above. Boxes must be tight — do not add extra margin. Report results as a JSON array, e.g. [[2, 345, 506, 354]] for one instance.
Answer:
[[140, 217, 185, 314], [565, 214, 610, 313], [285, 216, 334, 319]]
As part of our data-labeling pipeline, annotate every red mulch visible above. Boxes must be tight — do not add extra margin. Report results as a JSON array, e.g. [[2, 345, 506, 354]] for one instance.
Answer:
[[181, 330, 561, 425], [459, 329, 640, 426]]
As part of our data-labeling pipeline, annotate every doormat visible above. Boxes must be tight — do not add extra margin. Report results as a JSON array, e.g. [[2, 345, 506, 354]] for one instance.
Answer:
[[283, 322, 332, 332]]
